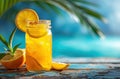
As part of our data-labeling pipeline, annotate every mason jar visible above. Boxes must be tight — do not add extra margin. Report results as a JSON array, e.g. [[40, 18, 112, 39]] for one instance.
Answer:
[[26, 20, 52, 72]]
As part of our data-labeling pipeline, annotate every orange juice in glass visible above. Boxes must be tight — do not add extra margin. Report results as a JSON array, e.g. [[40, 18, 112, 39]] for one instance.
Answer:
[[26, 20, 52, 72]]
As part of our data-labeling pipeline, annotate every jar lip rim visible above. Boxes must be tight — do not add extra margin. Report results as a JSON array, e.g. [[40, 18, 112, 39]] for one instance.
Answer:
[[27, 20, 51, 23], [26, 20, 51, 29], [27, 20, 51, 26]]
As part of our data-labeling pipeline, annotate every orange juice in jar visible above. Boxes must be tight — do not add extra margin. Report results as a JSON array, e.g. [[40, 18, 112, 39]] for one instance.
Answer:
[[26, 20, 52, 72]]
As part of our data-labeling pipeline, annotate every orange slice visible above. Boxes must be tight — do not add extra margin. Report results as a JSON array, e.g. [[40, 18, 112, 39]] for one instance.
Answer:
[[0, 49, 26, 69], [15, 9, 39, 32], [26, 55, 43, 71], [27, 23, 48, 38], [52, 62, 69, 70]]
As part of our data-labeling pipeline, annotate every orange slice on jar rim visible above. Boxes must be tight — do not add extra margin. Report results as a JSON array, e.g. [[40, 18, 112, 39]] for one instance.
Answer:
[[15, 9, 39, 32], [15, 9, 49, 38]]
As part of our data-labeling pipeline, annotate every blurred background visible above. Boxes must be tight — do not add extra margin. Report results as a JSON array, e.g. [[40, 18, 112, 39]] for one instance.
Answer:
[[0, 0, 120, 58]]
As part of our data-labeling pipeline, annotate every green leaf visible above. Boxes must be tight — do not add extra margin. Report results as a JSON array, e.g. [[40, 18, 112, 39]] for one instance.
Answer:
[[0, 0, 4, 16], [61, 0, 105, 37], [0, 53, 6, 59], [9, 27, 17, 48], [0, 27, 20, 55], [34, 1, 63, 15], [76, 5, 105, 22], [0, 0, 24, 17], [12, 43, 21, 55], [73, 0, 98, 7], [34, 1, 50, 12], [45, 1, 63, 15], [80, 14, 105, 38], [51, 0, 74, 14], [0, 35, 8, 48], [4, 0, 9, 11], [67, 0, 105, 22]]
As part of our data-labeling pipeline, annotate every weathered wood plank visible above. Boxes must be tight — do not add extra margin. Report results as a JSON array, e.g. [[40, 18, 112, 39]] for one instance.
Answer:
[[1, 58, 120, 79]]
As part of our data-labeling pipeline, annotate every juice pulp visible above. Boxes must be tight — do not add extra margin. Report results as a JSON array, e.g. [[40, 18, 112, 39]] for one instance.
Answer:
[[26, 23, 52, 72]]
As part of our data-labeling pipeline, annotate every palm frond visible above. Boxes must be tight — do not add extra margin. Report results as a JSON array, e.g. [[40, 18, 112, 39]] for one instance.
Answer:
[[34, 1, 62, 15], [0, 0, 106, 38], [49, 0, 105, 37], [34, 1, 50, 12], [72, 0, 98, 7], [68, 1, 105, 21], [47, 0, 74, 14], [0, 0, 23, 17], [80, 15, 105, 38]]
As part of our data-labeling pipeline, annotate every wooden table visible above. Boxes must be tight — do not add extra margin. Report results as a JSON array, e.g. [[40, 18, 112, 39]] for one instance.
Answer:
[[1, 58, 120, 79]]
